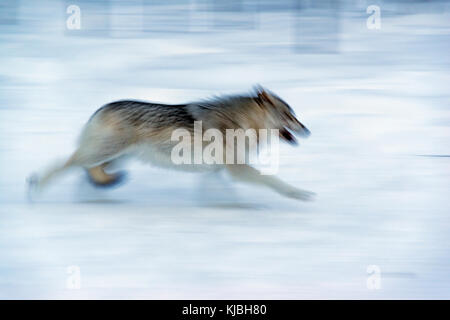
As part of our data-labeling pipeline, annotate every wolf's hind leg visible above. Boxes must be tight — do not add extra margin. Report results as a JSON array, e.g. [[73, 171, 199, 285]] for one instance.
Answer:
[[226, 164, 315, 201], [77, 142, 131, 188], [30, 142, 126, 193], [72, 142, 129, 188], [86, 161, 127, 187], [27, 154, 77, 196]]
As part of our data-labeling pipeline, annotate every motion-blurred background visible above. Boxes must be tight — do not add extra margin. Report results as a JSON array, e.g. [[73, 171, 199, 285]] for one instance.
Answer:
[[0, 0, 449, 299]]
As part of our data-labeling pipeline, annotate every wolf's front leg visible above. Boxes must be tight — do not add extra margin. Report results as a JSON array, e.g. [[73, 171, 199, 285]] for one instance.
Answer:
[[225, 164, 315, 201]]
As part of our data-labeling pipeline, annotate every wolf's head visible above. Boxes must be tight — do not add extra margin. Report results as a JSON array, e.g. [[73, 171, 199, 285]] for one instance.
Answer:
[[254, 86, 310, 145]]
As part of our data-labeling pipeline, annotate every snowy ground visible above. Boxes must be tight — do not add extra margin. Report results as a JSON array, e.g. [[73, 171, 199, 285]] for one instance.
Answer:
[[0, 0, 449, 299]]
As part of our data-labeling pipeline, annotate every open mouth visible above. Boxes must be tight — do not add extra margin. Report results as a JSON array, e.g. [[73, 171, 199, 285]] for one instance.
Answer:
[[279, 127, 298, 145], [279, 126, 310, 145]]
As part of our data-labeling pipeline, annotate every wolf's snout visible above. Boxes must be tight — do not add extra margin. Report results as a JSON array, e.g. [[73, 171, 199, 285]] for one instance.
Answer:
[[289, 120, 310, 138], [287, 117, 310, 138], [299, 125, 311, 138]]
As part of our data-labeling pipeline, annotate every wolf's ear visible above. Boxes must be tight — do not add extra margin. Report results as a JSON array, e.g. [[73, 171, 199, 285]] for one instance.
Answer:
[[254, 84, 274, 105], [253, 84, 264, 93]]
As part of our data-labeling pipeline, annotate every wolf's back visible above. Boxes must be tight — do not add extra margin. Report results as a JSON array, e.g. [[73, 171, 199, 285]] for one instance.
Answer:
[[90, 100, 195, 128]]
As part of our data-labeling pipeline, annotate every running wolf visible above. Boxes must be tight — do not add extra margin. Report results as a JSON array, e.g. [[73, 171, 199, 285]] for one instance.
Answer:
[[29, 86, 314, 200]]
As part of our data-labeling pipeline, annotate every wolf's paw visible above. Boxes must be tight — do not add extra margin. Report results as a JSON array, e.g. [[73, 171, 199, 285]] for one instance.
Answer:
[[281, 188, 316, 201], [87, 170, 128, 188]]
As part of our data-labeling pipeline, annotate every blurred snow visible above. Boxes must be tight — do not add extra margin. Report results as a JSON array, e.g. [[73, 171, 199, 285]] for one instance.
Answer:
[[0, 0, 449, 299]]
